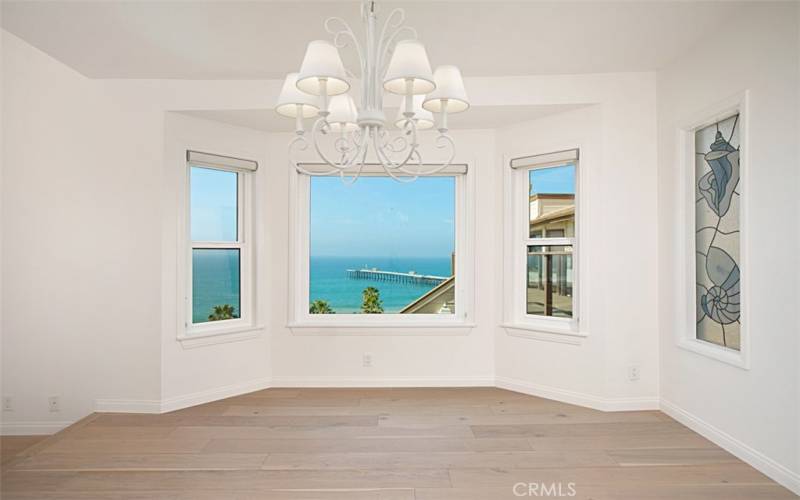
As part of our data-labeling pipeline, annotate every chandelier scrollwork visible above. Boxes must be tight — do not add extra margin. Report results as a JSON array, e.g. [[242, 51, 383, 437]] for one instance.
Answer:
[[275, 0, 469, 183]]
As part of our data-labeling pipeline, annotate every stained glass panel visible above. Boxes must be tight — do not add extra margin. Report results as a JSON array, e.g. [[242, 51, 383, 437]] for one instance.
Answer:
[[695, 114, 741, 350]]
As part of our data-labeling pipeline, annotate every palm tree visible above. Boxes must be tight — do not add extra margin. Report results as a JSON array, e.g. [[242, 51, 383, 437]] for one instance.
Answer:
[[309, 299, 335, 314], [361, 287, 384, 314], [208, 304, 238, 321]]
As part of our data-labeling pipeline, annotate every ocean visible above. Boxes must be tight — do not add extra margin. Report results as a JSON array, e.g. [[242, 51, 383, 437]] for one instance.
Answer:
[[192, 249, 241, 324], [309, 256, 453, 314], [192, 253, 453, 322]]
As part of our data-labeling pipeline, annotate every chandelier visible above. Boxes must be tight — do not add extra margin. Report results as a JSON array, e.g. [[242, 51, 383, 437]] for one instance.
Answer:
[[275, 0, 469, 183]]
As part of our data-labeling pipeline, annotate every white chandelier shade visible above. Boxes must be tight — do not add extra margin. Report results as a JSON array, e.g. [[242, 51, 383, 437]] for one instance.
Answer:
[[296, 40, 350, 96], [327, 94, 359, 132], [395, 95, 434, 130], [383, 40, 435, 95], [423, 65, 470, 114], [275, 72, 320, 118], [278, 0, 470, 183]]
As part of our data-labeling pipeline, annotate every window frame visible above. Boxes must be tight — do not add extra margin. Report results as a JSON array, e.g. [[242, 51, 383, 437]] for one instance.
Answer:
[[676, 92, 749, 369], [288, 167, 475, 332], [504, 152, 583, 339], [183, 160, 255, 339]]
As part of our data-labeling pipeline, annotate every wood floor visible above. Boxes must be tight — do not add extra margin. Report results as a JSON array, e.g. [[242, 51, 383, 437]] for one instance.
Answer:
[[1, 387, 796, 499]]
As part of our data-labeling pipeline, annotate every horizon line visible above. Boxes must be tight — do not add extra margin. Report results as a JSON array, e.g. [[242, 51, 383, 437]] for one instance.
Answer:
[[310, 254, 454, 259]]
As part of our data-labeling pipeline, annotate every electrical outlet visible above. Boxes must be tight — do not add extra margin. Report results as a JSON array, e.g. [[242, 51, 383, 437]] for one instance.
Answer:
[[48, 396, 60, 413], [627, 365, 641, 381], [3, 397, 12, 412], [362, 353, 373, 368]]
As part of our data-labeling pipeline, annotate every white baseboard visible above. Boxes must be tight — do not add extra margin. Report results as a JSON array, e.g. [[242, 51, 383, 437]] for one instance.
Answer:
[[160, 377, 272, 413], [92, 377, 273, 415], [660, 399, 800, 496], [270, 375, 495, 388], [495, 376, 659, 412], [94, 399, 162, 414], [0, 421, 73, 436]]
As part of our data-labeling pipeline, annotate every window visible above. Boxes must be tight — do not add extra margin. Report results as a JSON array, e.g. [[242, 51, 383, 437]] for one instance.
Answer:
[[508, 149, 579, 333], [291, 164, 471, 326], [694, 114, 741, 351], [527, 164, 575, 318], [185, 151, 256, 336], [676, 93, 748, 369]]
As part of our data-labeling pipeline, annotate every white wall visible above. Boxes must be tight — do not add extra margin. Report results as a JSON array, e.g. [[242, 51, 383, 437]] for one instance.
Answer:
[[265, 129, 497, 387], [1, 29, 665, 429], [657, 2, 799, 492], [494, 76, 660, 410], [159, 113, 272, 408], [1, 32, 163, 432]]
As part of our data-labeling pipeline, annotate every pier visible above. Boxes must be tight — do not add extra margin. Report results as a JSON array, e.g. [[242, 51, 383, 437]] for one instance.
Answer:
[[346, 268, 449, 286]]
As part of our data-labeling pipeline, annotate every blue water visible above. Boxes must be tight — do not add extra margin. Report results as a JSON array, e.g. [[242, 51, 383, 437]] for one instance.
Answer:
[[192, 249, 240, 323], [191, 253, 452, 321], [310, 256, 452, 313]]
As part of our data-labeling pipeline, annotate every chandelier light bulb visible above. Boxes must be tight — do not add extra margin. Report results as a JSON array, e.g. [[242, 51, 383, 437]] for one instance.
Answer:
[[395, 95, 434, 130]]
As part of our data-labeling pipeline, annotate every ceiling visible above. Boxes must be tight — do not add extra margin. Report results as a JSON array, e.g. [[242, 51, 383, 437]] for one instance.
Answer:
[[1, 1, 743, 80], [177, 103, 590, 132]]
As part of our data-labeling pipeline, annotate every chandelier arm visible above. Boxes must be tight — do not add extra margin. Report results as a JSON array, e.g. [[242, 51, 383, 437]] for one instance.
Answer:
[[376, 8, 405, 59], [374, 120, 420, 170], [349, 127, 365, 149], [412, 132, 457, 176], [377, 128, 409, 155], [288, 135, 316, 176], [338, 137, 371, 186], [381, 129, 457, 177], [324, 16, 366, 77], [373, 132, 419, 183], [309, 118, 363, 172], [289, 134, 341, 176]]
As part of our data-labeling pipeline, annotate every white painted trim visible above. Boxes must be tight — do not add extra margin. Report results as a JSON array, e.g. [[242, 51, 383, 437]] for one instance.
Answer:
[[160, 377, 272, 413], [177, 325, 264, 348], [287, 158, 477, 329], [503, 147, 587, 336], [660, 399, 800, 496], [501, 323, 587, 345], [1, 421, 73, 436], [93, 377, 273, 414], [287, 322, 475, 336], [94, 399, 162, 414], [271, 376, 494, 388], [181, 152, 258, 341], [495, 376, 659, 412], [676, 91, 749, 369]]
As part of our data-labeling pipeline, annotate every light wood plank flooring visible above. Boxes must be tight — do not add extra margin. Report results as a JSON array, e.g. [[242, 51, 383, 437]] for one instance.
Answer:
[[1, 387, 796, 499]]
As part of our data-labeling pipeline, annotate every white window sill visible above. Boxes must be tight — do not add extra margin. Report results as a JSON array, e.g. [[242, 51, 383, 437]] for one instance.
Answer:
[[178, 324, 264, 348], [287, 321, 476, 336], [501, 322, 587, 345], [677, 337, 749, 370]]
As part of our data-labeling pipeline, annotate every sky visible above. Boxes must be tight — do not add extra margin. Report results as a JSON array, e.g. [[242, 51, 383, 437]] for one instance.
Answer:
[[190, 165, 572, 255], [310, 176, 455, 258], [529, 164, 576, 195], [191, 166, 238, 242]]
